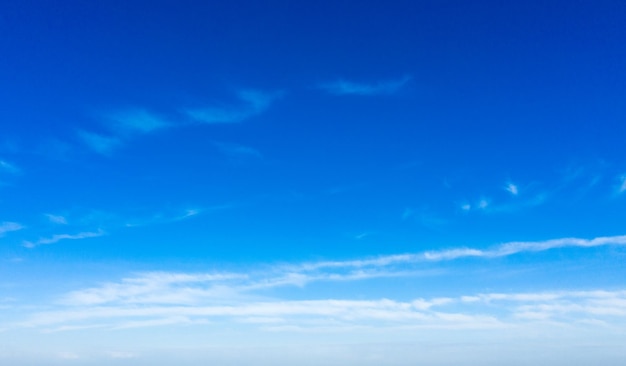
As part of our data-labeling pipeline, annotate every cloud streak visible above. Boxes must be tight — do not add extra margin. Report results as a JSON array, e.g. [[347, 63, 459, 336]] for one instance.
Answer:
[[0, 160, 19, 174], [295, 234, 626, 271], [319, 76, 411, 96], [8, 234, 626, 334], [22, 234, 626, 307], [44, 214, 68, 225], [19, 282, 626, 333], [77, 131, 122, 155], [79, 89, 278, 155], [109, 109, 170, 134], [22, 230, 105, 248], [185, 90, 281, 124], [0, 221, 23, 236]]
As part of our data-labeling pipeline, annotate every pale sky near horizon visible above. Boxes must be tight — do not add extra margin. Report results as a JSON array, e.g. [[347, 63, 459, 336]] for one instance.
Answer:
[[1, 1, 626, 364]]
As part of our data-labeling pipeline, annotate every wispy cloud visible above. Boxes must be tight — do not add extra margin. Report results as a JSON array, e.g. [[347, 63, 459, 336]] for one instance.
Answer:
[[297, 234, 626, 270], [461, 192, 546, 214], [618, 175, 626, 194], [319, 75, 411, 96], [19, 273, 626, 332], [124, 205, 231, 227], [45, 234, 626, 306], [213, 141, 262, 159], [185, 90, 281, 124], [477, 198, 489, 210], [77, 131, 122, 155], [0, 222, 23, 236], [0, 160, 19, 174], [505, 182, 519, 195], [402, 207, 447, 228], [79, 110, 168, 155], [22, 230, 105, 249], [10, 234, 626, 333], [108, 109, 170, 134], [44, 214, 67, 225]]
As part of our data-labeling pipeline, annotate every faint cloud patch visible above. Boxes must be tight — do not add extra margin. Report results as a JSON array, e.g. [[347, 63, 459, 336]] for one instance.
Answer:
[[77, 130, 122, 155], [58, 352, 80, 360], [460, 203, 471, 212], [108, 351, 138, 359], [0, 222, 23, 237], [319, 75, 411, 96], [44, 214, 68, 225], [0, 159, 20, 175], [109, 109, 170, 135], [618, 175, 626, 195], [213, 141, 262, 160], [403, 207, 447, 229], [185, 89, 282, 124], [505, 182, 519, 196]]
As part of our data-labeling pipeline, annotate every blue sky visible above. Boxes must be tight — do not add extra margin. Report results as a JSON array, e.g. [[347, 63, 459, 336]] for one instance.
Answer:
[[2, 1, 626, 364]]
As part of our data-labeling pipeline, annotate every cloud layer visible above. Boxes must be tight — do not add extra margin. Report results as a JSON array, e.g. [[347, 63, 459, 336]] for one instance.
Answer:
[[8, 234, 626, 333]]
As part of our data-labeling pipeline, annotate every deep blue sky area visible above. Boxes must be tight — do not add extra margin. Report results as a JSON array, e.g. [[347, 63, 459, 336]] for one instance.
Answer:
[[1, 1, 626, 365]]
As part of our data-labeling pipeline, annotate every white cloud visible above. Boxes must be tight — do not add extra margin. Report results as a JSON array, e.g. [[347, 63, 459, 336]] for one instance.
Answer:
[[10, 234, 626, 335], [20, 281, 626, 333], [22, 230, 104, 248], [0, 221, 23, 236], [60, 272, 247, 306], [477, 198, 489, 210], [319, 76, 411, 96], [186, 89, 281, 124], [36, 234, 626, 310], [505, 182, 519, 195], [44, 214, 67, 225], [297, 234, 626, 270]]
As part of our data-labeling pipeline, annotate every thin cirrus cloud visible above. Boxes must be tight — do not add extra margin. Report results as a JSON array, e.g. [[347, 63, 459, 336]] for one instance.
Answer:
[[8, 234, 626, 333], [44, 214, 68, 225], [0, 221, 23, 236], [124, 204, 232, 228], [505, 182, 519, 195], [618, 174, 626, 194], [108, 109, 171, 135], [185, 89, 282, 124], [0, 159, 20, 174], [78, 110, 169, 155], [77, 130, 122, 155], [318, 75, 411, 96], [295, 234, 626, 271], [41, 233, 625, 307], [79, 89, 279, 155], [22, 230, 105, 249], [16, 275, 626, 332]]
